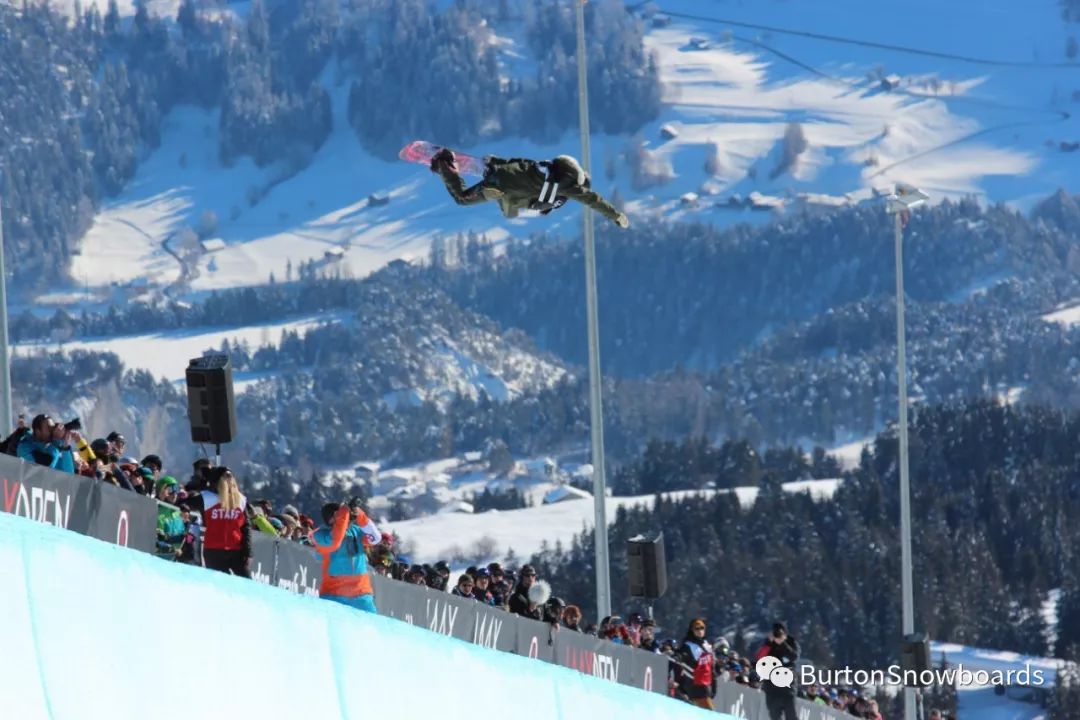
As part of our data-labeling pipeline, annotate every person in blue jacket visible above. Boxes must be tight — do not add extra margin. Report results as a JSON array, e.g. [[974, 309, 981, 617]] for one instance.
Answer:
[[17, 414, 76, 473], [310, 500, 382, 613]]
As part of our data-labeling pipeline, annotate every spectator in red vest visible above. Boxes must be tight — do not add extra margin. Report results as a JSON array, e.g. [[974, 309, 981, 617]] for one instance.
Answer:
[[180, 466, 251, 578], [674, 618, 717, 710]]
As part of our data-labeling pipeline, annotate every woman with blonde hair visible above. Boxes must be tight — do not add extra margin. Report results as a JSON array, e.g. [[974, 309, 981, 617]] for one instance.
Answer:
[[178, 466, 252, 577]]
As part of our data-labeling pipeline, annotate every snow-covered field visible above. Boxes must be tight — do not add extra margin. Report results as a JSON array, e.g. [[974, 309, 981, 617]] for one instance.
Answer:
[[956, 686, 1046, 720], [383, 476, 842, 564], [1042, 302, 1080, 327], [13, 313, 336, 387]]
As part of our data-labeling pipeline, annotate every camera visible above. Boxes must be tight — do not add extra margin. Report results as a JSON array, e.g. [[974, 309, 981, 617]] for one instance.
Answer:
[[63, 417, 82, 432]]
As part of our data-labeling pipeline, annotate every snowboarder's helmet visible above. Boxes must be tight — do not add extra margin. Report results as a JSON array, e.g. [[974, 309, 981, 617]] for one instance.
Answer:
[[553, 155, 589, 187]]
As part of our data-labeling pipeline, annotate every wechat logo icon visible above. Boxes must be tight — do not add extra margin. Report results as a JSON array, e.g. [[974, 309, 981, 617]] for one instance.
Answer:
[[756, 655, 794, 689]]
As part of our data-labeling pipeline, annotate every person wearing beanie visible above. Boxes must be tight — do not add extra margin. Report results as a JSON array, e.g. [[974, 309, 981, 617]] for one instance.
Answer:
[[487, 563, 508, 605], [673, 618, 717, 710], [310, 500, 381, 613], [177, 466, 252, 577], [432, 560, 452, 592], [154, 477, 186, 560], [508, 565, 543, 620], [472, 567, 496, 605], [185, 457, 213, 493], [639, 618, 660, 652], [755, 621, 800, 720], [451, 573, 476, 600], [542, 596, 566, 626]]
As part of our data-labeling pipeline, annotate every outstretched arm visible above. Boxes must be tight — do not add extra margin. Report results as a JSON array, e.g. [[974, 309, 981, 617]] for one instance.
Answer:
[[353, 508, 381, 546], [561, 184, 629, 228], [437, 167, 491, 206]]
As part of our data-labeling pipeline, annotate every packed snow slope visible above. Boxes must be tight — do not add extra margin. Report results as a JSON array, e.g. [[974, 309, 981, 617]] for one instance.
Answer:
[[0, 512, 733, 720], [59, 0, 1080, 301]]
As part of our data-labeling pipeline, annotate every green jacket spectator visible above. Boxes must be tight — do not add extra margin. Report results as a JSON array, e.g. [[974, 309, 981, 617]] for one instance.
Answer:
[[155, 477, 186, 559]]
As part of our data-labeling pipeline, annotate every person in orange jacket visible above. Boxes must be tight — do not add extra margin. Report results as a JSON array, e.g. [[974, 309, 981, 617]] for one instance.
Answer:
[[310, 500, 381, 613]]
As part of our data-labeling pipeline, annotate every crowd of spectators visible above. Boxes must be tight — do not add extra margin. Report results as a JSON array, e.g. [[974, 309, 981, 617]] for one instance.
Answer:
[[0, 416, 917, 719], [360, 540, 893, 719]]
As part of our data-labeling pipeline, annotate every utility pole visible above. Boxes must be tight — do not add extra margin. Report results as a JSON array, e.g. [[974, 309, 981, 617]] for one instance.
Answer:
[[886, 183, 929, 720], [0, 170, 14, 433], [575, 0, 611, 620]]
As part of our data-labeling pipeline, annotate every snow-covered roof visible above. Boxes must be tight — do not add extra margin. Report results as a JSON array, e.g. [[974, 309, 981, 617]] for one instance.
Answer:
[[427, 472, 451, 486], [660, 123, 680, 139], [572, 464, 594, 479], [438, 500, 475, 514], [381, 469, 418, 482], [543, 485, 593, 504], [386, 482, 425, 500]]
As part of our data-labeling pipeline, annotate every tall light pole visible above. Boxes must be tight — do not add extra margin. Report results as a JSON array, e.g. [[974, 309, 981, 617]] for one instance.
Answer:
[[0, 170, 14, 434], [575, 0, 612, 620], [886, 182, 929, 720]]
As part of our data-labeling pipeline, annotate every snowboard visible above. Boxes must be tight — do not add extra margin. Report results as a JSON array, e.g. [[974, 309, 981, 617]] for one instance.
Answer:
[[399, 140, 486, 177]]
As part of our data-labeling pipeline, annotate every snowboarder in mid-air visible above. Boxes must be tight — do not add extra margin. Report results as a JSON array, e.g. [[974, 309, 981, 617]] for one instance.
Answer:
[[428, 147, 630, 229]]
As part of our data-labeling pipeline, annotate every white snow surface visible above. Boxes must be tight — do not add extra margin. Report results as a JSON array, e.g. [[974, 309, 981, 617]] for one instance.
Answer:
[[955, 686, 1047, 720], [384, 478, 842, 564], [1042, 302, 1080, 327], [14, 314, 335, 383]]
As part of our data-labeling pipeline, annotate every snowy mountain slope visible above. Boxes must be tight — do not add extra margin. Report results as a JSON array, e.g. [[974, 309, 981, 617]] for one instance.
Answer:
[[647, 0, 1078, 203], [52, 0, 1080, 304], [15, 306, 569, 405]]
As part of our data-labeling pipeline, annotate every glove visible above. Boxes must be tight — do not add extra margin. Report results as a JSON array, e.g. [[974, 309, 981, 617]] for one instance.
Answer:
[[614, 212, 630, 229], [430, 148, 457, 174]]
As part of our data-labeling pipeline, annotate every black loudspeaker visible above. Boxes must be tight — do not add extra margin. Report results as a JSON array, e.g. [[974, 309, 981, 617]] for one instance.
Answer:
[[627, 532, 668, 599], [900, 632, 931, 687], [186, 354, 237, 445]]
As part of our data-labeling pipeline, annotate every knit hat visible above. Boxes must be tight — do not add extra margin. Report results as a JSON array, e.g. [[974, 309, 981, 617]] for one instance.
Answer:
[[282, 504, 300, 519]]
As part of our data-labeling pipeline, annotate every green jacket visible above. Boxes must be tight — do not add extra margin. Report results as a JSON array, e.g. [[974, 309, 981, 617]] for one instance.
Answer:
[[438, 156, 623, 224], [156, 503, 186, 559]]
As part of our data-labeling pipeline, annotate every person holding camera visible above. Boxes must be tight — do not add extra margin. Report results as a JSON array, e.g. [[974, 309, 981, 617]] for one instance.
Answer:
[[17, 414, 82, 473], [755, 621, 801, 720], [310, 498, 382, 613]]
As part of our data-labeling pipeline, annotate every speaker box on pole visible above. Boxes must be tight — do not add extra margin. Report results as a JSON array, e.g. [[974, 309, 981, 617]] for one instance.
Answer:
[[627, 532, 668, 599], [186, 354, 237, 445]]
